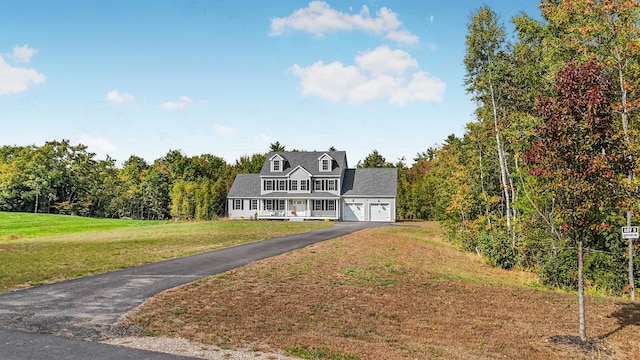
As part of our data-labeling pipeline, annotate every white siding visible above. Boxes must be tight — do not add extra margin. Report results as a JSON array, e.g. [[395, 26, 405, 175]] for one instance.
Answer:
[[228, 199, 257, 220], [342, 198, 396, 222]]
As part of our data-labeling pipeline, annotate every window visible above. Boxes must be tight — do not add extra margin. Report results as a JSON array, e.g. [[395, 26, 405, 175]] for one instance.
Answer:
[[312, 179, 338, 192], [290, 180, 298, 191], [264, 180, 274, 191], [300, 180, 309, 191], [273, 160, 280, 171], [264, 200, 285, 211], [319, 155, 333, 172], [278, 180, 287, 191], [250, 199, 258, 210], [327, 179, 337, 191], [233, 199, 243, 210], [313, 200, 336, 211], [321, 159, 330, 171]]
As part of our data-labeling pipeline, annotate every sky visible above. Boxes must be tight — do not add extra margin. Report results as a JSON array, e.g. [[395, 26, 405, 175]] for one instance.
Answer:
[[0, 0, 542, 167]]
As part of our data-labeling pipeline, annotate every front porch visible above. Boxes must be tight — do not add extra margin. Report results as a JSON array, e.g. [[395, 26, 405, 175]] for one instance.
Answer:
[[257, 198, 339, 220]]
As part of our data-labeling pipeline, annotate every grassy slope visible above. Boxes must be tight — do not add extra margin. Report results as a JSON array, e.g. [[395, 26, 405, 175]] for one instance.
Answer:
[[0, 212, 330, 292], [125, 222, 640, 360]]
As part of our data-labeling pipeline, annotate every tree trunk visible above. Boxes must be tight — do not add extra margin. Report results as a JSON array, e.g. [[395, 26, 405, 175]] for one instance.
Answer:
[[478, 146, 491, 224], [616, 52, 635, 302], [489, 79, 511, 235], [578, 239, 586, 342]]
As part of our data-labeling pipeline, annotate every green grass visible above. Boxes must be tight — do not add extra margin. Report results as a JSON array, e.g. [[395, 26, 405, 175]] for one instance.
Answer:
[[0, 212, 331, 293], [284, 346, 360, 360], [0, 212, 164, 240]]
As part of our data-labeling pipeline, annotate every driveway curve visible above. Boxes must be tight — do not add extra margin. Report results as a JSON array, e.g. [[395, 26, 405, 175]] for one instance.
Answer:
[[0, 222, 386, 358]]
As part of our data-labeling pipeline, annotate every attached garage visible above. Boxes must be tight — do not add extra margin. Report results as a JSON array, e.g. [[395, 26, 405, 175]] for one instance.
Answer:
[[341, 168, 397, 222], [370, 203, 391, 222], [343, 202, 364, 222]]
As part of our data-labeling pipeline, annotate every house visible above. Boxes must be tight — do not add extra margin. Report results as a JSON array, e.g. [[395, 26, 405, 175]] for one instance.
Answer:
[[227, 151, 397, 222]]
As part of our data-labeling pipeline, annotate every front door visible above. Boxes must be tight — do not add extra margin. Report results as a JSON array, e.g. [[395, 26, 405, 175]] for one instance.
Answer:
[[290, 200, 307, 216]]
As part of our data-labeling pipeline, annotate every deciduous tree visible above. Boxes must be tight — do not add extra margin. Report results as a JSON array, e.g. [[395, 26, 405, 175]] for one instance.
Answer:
[[524, 60, 631, 341]]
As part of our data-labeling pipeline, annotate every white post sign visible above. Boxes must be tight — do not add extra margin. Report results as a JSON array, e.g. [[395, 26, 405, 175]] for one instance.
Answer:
[[622, 226, 639, 239]]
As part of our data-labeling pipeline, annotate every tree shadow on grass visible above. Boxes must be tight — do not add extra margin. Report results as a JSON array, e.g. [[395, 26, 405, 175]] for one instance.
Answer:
[[601, 301, 640, 339], [547, 302, 639, 357]]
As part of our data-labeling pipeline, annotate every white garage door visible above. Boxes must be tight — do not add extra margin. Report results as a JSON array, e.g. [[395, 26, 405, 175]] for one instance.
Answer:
[[343, 203, 364, 221], [370, 203, 391, 222]]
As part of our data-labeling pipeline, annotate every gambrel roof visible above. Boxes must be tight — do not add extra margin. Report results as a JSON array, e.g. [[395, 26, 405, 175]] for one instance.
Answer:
[[260, 151, 347, 176]]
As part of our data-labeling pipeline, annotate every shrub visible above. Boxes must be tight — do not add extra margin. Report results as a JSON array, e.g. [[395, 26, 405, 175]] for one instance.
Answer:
[[475, 230, 518, 269], [539, 249, 578, 290], [584, 251, 626, 295]]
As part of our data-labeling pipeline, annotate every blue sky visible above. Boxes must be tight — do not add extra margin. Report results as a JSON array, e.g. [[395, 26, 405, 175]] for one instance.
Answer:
[[1, 1, 541, 166]]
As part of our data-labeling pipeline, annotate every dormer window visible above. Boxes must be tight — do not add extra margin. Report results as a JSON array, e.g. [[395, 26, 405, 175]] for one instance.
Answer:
[[270, 154, 285, 172], [321, 159, 330, 171], [318, 153, 334, 172]]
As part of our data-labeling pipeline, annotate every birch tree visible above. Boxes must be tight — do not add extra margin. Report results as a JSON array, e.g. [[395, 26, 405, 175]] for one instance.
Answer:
[[464, 6, 515, 237]]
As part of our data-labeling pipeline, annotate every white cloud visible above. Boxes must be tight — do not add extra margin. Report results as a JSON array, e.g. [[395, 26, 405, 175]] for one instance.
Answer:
[[161, 96, 193, 109], [355, 45, 417, 76], [12, 44, 38, 63], [289, 45, 445, 106], [290, 61, 364, 102], [270, 1, 417, 45], [390, 71, 447, 106], [0, 55, 45, 95], [213, 124, 235, 135], [106, 89, 134, 103], [76, 135, 117, 152], [384, 29, 419, 46]]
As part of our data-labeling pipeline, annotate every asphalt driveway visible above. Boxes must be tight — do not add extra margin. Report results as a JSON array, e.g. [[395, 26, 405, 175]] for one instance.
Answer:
[[0, 221, 386, 359]]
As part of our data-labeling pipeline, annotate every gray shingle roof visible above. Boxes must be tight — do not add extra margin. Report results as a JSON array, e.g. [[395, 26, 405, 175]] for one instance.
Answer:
[[227, 174, 260, 198], [341, 168, 398, 197], [229, 156, 398, 199], [261, 151, 348, 176]]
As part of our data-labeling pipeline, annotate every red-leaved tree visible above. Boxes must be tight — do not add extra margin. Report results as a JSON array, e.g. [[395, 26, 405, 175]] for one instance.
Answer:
[[523, 60, 632, 342]]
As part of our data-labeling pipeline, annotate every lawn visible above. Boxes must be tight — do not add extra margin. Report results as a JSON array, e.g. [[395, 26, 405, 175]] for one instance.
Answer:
[[0, 211, 165, 239], [0, 212, 330, 292], [120, 222, 640, 360]]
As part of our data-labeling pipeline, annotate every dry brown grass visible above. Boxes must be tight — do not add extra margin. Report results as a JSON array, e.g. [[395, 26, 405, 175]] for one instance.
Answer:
[[124, 222, 640, 359]]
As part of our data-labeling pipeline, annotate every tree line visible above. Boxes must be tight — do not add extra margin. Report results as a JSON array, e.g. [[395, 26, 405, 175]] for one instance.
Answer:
[[393, 0, 640, 342], [0, 140, 266, 221]]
